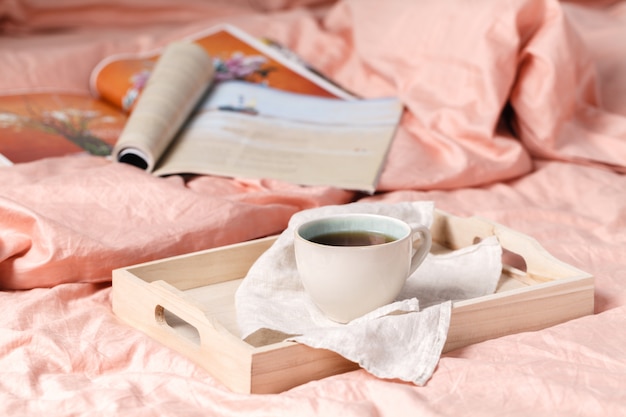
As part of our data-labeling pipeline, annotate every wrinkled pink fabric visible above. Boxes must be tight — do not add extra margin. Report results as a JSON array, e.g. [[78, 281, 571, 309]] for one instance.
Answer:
[[0, 156, 353, 289], [1, 161, 625, 416], [1, 0, 626, 415], [312, 0, 626, 189]]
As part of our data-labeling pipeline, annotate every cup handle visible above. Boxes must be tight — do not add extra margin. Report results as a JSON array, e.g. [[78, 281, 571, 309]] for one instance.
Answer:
[[408, 225, 432, 276]]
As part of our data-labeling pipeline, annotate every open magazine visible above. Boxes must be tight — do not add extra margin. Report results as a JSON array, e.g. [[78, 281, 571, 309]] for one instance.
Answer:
[[111, 25, 402, 193], [2, 24, 403, 192]]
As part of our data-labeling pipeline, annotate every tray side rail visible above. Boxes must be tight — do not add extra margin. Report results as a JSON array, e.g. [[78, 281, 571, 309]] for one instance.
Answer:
[[112, 268, 257, 393], [432, 210, 594, 352]]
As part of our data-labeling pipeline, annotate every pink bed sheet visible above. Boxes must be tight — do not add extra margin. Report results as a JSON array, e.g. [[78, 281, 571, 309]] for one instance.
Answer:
[[1, 0, 626, 415], [2, 161, 625, 416]]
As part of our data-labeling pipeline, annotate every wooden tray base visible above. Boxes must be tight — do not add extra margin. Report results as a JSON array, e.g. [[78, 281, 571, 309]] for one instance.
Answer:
[[112, 209, 594, 394]]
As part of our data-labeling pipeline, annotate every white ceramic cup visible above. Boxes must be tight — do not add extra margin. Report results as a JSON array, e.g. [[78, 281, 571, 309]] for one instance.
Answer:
[[294, 213, 432, 323]]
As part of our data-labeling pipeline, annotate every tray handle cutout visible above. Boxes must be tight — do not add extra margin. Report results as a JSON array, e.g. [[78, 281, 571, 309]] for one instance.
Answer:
[[460, 212, 591, 282], [155, 305, 202, 346], [148, 279, 250, 350], [148, 280, 217, 346], [472, 235, 528, 273]]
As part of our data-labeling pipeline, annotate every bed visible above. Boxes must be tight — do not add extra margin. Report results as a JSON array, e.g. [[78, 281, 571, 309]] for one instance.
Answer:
[[1, 0, 626, 415]]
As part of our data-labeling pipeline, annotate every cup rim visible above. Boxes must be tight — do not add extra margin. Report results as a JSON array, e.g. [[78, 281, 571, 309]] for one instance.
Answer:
[[294, 213, 411, 247]]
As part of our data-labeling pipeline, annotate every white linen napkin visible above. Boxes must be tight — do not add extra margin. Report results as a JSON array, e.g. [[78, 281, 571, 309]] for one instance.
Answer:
[[235, 201, 502, 385]]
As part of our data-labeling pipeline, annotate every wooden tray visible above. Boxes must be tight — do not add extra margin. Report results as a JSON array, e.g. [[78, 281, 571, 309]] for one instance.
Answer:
[[111, 209, 594, 394]]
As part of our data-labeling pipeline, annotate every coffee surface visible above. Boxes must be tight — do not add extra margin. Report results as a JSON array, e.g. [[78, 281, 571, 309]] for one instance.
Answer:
[[309, 230, 395, 246]]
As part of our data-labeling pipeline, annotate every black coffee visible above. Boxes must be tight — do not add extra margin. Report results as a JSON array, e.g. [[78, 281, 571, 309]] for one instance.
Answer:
[[309, 230, 395, 246]]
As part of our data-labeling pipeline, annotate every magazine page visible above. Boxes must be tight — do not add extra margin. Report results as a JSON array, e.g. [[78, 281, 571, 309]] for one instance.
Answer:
[[0, 92, 126, 164], [152, 80, 403, 193], [112, 42, 214, 171], [90, 24, 355, 113]]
